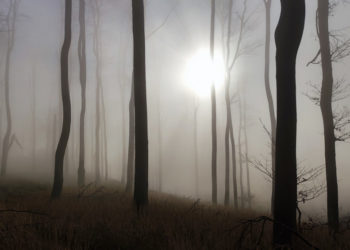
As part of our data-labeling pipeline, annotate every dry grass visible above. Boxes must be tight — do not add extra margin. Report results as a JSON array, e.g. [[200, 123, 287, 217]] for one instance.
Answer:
[[0, 178, 348, 250]]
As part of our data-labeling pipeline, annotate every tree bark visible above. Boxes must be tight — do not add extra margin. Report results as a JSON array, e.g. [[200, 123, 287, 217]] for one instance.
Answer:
[[132, 0, 149, 208], [51, 0, 72, 198], [263, 0, 276, 214], [78, 0, 87, 187], [125, 76, 135, 193], [210, 0, 218, 205], [318, 0, 339, 231], [273, 0, 305, 245]]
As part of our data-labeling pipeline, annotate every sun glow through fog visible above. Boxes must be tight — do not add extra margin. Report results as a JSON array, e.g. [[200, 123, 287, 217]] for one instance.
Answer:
[[184, 48, 225, 98]]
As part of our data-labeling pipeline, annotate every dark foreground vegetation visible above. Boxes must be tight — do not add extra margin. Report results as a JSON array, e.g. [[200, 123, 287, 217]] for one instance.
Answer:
[[0, 178, 349, 250]]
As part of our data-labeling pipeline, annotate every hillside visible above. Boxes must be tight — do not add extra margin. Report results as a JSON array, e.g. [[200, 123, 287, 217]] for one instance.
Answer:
[[0, 178, 348, 250]]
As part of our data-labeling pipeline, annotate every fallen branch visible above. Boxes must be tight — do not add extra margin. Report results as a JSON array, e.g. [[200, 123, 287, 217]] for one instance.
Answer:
[[226, 216, 319, 249]]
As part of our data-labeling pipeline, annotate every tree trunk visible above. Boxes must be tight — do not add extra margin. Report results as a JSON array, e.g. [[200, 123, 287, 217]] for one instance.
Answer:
[[101, 85, 109, 181], [51, 0, 72, 198], [32, 65, 37, 171], [210, 0, 217, 205], [229, 119, 238, 209], [194, 101, 199, 197], [1, 0, 17, 176], [132, 0, 149, 208], [224, 0, 238, 209], [52, 114, 57, 170], [243, 94, 251, 208], [125, 76, 135, 193], [157, 90, 163, 192], [263, 0, 277, 214], [224, 111, 230, 206], [78, 0, 87, 187], [121, 86, 127, 185], [238, 95, 244, 208], [273, 0, 305, 245], [318, 0, 339, 232], [93, 1, 101, 184]]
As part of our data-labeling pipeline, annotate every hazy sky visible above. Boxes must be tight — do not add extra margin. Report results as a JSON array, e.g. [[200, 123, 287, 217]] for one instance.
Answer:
[[1, 0, 350, 219]]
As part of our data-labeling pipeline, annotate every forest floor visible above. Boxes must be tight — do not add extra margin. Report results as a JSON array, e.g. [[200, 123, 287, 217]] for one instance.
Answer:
[[0, 177, 349, 250]]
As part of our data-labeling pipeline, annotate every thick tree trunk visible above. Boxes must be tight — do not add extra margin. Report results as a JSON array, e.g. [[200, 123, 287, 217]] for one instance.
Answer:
[[132, 0, 149, 208], [263, 0, 276, 214], [51, 0, 72, 198], [318, 0, 339, 231], [125, 77, 135, 193], [78, 0, 87, 187], [1, 0, 17, 176], [210, 0, 217, 205], [273, 0, 305, 245]]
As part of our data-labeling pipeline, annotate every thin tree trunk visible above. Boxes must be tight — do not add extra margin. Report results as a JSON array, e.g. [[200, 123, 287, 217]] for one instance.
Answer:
[[273, 0, 305, 245], [121, 85, 127, 184], [224, 0, 238, 209], [263, 0, 276, 214], [132, 0, 148, 209], [125, 76, 135, 193], [78, 0, 87, 187], [238, 95, 244, 208], [52, 114, 57, 170], [224, 112, 230, 206], [32, 65, 36, 171], [194, 100, 199, 197], [318, 0, 339, 231], [101, 84, 109, 181], [243, 94, 251, 208], [157, 90, 163, 192], [1, 0, 17, 176], [229, 117, 237, 209], [210, 0, 217, 205], [93, 1, 101, 184], [51, 0, 72, 198]]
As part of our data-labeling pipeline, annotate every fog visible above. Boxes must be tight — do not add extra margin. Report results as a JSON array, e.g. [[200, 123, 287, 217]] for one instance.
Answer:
[[1, 0, 350, 221]]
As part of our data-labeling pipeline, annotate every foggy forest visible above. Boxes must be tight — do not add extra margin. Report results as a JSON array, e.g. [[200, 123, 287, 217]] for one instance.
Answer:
[[0, 0, 350, 249]]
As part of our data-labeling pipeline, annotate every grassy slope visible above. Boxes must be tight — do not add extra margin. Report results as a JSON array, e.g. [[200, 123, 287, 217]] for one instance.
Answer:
[[0, 178, 348, 250]]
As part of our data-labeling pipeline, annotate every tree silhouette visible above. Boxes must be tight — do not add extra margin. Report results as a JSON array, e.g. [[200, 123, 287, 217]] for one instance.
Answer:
[[305, 0, 350, 231], [78, 0, 87, 187], [132, 0, 148, 209], [261, 0, 276, 214], [210, 0, 218, 205], [51, 0, 72, 198], [273, 0, 305, 245]]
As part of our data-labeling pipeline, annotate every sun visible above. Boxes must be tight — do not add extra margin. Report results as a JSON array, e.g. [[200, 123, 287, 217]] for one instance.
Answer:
[[184, 48, 225, 98]]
